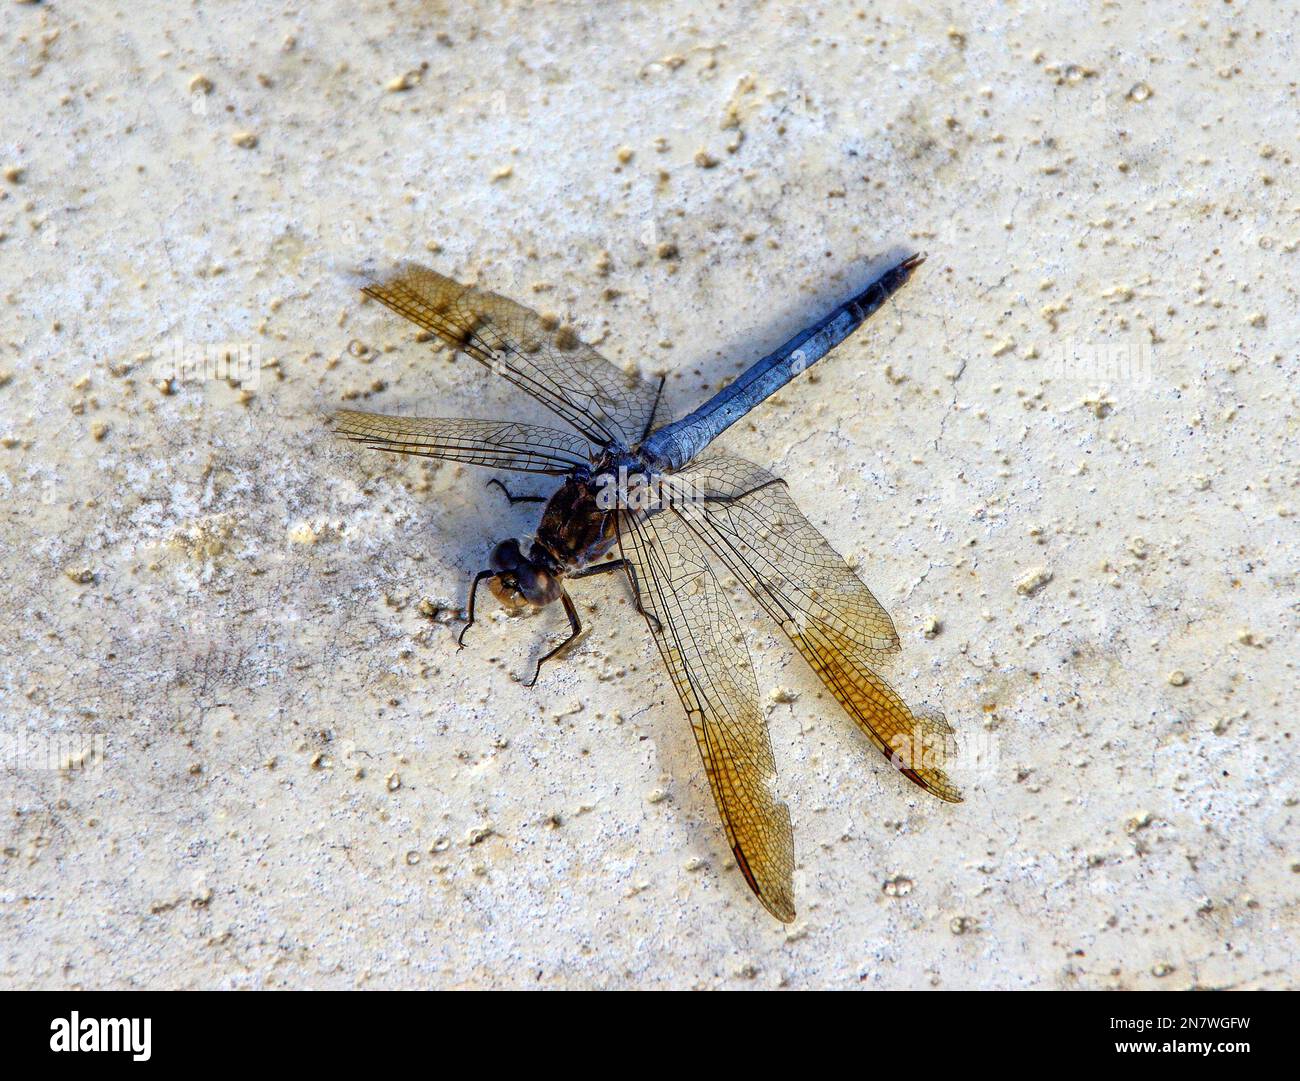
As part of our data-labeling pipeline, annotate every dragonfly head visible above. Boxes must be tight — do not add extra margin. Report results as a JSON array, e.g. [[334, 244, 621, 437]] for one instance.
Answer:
[[488, 539, 562, 610]]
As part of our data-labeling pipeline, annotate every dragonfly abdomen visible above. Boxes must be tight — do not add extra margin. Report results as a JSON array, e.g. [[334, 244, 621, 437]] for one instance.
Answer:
[[639, 253, 925, 472]]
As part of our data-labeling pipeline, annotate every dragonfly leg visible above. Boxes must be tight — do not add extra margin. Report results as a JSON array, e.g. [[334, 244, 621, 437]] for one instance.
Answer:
[[570, 558, 663, 634], [458, 569, 497, 647], [526, 588, 583, 687], [486, 478, 548, 505], [639, 373, 668, 443]]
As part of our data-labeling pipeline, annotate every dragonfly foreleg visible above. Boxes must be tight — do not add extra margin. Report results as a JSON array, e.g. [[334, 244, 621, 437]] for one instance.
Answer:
[[525, 588, 584, 687], [458, 569, 497, 647], [570, 558, 663, 634], [486, 478, 548, 505]]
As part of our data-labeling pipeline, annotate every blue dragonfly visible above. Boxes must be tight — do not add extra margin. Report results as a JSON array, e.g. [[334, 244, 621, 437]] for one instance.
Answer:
[[334, 253, 960, 922]]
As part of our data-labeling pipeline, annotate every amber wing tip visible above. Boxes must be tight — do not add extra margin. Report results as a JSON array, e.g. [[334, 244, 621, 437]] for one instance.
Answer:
[[358, 262, 432, 301], [331, 409, 376, 444], [359, 277, 407, 305], [757, 888, 797, 924]]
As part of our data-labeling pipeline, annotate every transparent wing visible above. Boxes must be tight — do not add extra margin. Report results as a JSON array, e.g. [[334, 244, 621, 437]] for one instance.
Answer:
[[617, 499, 796, 922], [672, 455, 963, 803], [334, 410, 591, 475], [362, 265, 660, 448]]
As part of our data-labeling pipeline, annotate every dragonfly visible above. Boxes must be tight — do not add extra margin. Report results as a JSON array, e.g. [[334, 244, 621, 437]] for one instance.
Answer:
[[334, 253, 961, 922]]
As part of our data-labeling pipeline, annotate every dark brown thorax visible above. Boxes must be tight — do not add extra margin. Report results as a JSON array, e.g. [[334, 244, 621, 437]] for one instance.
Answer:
[[533, 474, 618, 572]]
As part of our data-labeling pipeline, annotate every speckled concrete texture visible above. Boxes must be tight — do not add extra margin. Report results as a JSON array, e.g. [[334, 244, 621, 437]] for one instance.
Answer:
[[0, 2, 1295, 989]]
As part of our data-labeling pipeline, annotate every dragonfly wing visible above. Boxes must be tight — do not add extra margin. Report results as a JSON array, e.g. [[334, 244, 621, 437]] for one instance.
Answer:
[[362, 265, 660, 448], [618, 499, 796, 922], [334, 410, 591, 475], [672, 455, 962, 803]]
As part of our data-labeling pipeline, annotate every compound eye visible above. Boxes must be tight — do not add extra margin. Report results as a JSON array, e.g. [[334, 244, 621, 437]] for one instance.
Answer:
[[515, 566, 561, 606], [490, 539, 524, 572]]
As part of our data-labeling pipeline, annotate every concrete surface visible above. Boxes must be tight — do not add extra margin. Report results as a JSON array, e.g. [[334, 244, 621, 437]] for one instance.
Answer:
[[0, 1, 1295, 989]]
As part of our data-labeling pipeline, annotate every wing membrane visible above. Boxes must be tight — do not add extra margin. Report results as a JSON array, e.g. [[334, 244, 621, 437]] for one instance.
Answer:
[[334, 410, 590, 474], [672, 455, 962, 803], [362, 266, 659, 448], [617, 499, 796, 922]]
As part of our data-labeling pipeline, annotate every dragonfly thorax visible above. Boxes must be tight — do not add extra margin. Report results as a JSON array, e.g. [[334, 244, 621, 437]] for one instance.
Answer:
[[533, 475, 619, 571]]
